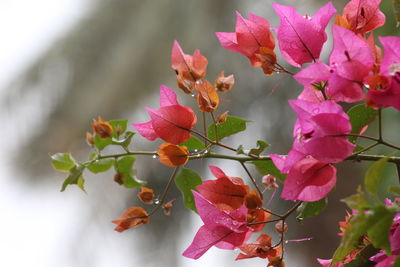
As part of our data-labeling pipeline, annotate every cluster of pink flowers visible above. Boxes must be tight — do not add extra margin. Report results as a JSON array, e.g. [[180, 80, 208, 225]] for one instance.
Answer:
[[128, 0, 399, 265], [215, 0, 399, 203]]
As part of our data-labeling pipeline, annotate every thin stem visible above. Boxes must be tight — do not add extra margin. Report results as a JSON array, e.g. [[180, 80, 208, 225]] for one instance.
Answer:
[[282, 201, 303, 219], [351, 142, 379, 156], [210, 112, 219, 143], [148, 166, 181, 216], [331, 134, 400, 151], [202, 112, 208, 147], [378, 108, 383, 142], [247, 218, 282, 226], [240, 162, 263, 200], [275, 63, 295, 75]]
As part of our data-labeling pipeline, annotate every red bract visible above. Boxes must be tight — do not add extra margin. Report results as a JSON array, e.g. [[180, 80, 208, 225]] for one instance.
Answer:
[[290, 99, 354, 164], [171, 40, 208, 93], [366, 36, 400, 110], [196, 165, 249, 211], [171, 40, 208, 81], [341, 0, 385, 34], [132, 85, 197, 144], [294, 25, 374, 103], [281, 157, 337, 202], [236, 233, 282, 264], [182, 191, 252, 259], [215, 12, 277, 75], [273, 2, 336, 67]]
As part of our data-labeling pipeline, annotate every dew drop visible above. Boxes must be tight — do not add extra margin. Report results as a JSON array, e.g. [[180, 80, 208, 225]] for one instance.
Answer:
[[154, 200, 160, 205], [191, 94, 195, 97], [152, 155, 158, 159], [194, 149, 198, 152]]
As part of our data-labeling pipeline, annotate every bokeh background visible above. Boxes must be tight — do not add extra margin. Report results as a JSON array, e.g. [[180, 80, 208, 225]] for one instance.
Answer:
[[1, 0, 398, 266]]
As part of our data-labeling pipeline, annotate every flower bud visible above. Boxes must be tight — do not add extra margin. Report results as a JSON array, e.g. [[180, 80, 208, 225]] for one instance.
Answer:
[[137, 187, 155, 204], [114, 173, 124, 185], [86, 131, 95, 147], [262, 174, 279, 190], [92, 116, 113, 139], [214, 71, 234, 92], [162, 199, 175, 216], [196, 80, 219, 112], [217, 111, 229, 124], [275, 221, 288, 234], [244, 190, 263, 209]]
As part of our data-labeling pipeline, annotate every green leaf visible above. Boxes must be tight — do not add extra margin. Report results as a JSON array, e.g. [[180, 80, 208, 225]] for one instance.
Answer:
[[296, 198, 328, 222], [179, 136, 205, 150], [61, 165, 86, 192], [87, 154, 114, 174], [112, 131, 135, 148], [389, 186, 400, 195], [367, 205, 396, 255], [394, 0, 400, 27], [251, 161, 286, 182], [174, 168, 202, 212], [394, 256, 400, 267], [365, 154, 392, 201], [51, 153, 76, 172], [94, 135, 112, 151], [347, 104, 378, 143], [115, 156, 145, 188], [332, 205, 397, 264], [341, 186, 369, 210], [332, 212, 369, 264], [109, 119, 128, 138], [344, 244, 380, 267], [249, 140, 269, 156], [236, 145, 245, 155], [207, 115, 250, 141]]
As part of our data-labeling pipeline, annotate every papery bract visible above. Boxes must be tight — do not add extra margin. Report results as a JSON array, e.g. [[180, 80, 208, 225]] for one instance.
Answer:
[[215, 71, 235, 92], [290, 99, 355, 163], [342, 0, 385, 34], [182, 191, 252, 259], [112, 206, 149, 232], [379, 36, 400, 76], [327, 25, 373, 102], [281, 157, 337, 201], [92, 116, 113, 139], [273, 2, 336, 67], [171, 40, 208, 81], [366, 36, 400, 110], [132, 85, 197, 144], [196, 165, 249, 211], [156, 143, 189, 167], [236, 233, 282, 264], [196, 80, 219, 112], [216, 12, 277, 75], [137, 187, 154, 204]]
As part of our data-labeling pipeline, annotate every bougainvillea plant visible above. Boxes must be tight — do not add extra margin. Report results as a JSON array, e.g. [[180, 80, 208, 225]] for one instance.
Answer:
[[51, 0, 400, 266]]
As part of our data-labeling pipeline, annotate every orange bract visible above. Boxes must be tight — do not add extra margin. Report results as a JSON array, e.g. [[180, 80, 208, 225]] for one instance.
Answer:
[[171, 40, 208, 94], [215, 71, 235, 92], [137, 187, 155, 204], [196, 80, 219, 112], [157, 143, 189, 167], [244, 190, 263, 210], [112, 206, 149, 232], [92, 116, 113, 139]]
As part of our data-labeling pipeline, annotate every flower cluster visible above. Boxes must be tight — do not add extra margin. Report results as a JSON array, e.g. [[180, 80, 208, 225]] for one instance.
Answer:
[[52, 0, 400, 266]]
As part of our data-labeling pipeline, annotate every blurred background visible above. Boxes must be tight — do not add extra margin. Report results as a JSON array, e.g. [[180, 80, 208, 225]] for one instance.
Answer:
[[1, 0, 398, 266]]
